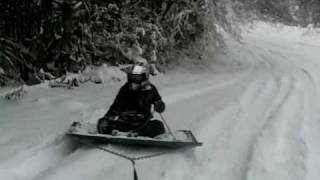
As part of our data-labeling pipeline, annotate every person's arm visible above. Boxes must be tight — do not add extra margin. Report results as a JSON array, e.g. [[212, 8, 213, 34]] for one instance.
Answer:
[[152, 85, 165, 113], [105, 85, 127, 117]]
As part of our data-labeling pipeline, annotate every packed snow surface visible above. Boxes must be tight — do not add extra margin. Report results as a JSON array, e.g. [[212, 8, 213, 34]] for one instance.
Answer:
[[1, 22, 320, 180]]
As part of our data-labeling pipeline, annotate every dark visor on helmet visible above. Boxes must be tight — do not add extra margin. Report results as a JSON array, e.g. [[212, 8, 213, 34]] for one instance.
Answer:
[[128, 74, 147, 83]]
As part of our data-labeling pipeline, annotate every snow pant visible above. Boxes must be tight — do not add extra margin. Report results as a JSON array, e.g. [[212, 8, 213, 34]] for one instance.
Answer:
[[139, 120, 165, 138], [97, 118, 165, 138]]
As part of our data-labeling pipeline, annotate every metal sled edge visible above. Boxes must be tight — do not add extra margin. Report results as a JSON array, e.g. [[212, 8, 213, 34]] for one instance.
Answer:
[[67, 130, 202, 148]]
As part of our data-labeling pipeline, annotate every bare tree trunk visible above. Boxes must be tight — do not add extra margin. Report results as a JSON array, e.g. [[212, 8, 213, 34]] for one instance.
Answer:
[[61, 1, 74, 53], [41, 0, 54, 43]]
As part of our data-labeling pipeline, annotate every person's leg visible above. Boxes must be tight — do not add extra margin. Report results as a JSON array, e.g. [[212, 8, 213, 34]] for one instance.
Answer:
[[139, 120, 165, 138], [97, 118, 132, 134]]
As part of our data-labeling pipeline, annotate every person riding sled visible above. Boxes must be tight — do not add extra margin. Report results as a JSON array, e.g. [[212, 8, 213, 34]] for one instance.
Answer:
[[97, 64, 166, 138]]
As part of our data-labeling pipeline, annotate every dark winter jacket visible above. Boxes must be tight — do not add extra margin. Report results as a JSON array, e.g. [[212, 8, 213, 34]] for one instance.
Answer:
[[105, 81, 165, 125]]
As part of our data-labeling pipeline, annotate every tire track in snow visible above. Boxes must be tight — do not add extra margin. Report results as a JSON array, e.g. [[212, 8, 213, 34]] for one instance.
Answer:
[[246, 73, 307, 180], [219, 75, 295, 180], [296, 68, 320, 180], [240, 32, 311, 180], [182, 41, 298, 180], [181, 68, 307, 180], [175, 71, 282, 180]]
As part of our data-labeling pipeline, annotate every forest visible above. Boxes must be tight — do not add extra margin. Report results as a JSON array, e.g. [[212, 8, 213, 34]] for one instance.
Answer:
[[0, 0, 319, 86]]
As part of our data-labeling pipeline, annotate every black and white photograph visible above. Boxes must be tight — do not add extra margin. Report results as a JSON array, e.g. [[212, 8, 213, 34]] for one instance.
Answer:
[[1, 0, 320, 180]]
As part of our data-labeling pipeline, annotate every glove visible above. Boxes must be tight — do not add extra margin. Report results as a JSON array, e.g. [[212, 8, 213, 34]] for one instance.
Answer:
[[154, 100, 165, 113]]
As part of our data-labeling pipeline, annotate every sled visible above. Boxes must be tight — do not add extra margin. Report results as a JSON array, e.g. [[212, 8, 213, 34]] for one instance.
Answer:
[[67, 121, 202, 148]]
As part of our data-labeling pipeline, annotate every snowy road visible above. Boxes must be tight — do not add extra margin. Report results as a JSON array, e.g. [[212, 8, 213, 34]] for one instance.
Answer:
[[1, 23, 320, 180]]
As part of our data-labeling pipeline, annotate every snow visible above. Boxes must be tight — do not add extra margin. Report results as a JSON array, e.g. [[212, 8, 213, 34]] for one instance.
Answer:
[[0, 67, 4, 74], [1, 22, 320, 180]]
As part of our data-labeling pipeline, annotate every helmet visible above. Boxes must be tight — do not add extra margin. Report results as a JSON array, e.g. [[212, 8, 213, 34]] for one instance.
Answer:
[[127, 65, 149, 83]]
